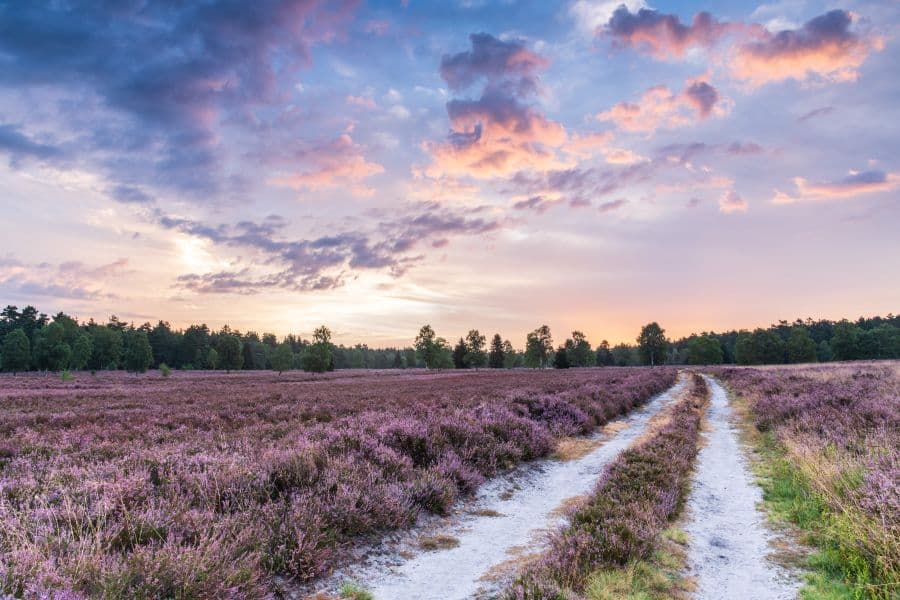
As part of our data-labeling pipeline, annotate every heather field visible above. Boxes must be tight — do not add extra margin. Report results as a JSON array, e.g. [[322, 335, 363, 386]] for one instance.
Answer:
[[0, 368, 676, 598], [2, 364, 897, 600], [715, 363, 900, 599]]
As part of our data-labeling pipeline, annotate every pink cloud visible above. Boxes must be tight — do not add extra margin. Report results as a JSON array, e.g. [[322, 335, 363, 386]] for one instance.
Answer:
[[731, 10, 882, 86], [425, 34, 570, 179], [346, 94, 376, 109], [774, 170, 900, 203], [602, 7, 741, 58], [719, 189, 748, 213], [271, 133, 384, 192], [597, 78, 726, 133]]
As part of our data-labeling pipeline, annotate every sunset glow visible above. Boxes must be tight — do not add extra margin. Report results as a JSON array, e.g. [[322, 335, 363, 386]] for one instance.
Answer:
[[0, 1, 897, 346]]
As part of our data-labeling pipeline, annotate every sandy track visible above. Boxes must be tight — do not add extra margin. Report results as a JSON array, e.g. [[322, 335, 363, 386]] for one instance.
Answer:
[[683, 376, 800, 600], [307, 376, 689, 600]]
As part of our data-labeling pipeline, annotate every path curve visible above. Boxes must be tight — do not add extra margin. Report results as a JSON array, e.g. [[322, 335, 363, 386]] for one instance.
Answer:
[[683, 376, 800, 600], [310, 376, 689, 600]]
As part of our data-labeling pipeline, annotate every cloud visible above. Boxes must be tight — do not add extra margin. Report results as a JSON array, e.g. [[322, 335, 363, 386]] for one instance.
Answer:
[[156, 202, 502, 294], [425, 33, 569, 179], [0, 123, 65, 166], [797, 106, 834, 122], [602, 6, 739, 58], [598, 198, 628, 213], [0, 1, 359, 197], [512, 195, 563, 214], [719, 189, 748, 213], [439, 33, 547, 95], [731, 10, 882, 86], [0, 256, 129, 300], [563, 131, 647, 165], [570, 0, 646, 36], [108, 185, 154, 204], [271, 133, 384, 192], [774, 170, 900, 203], [597, 78, 726, 133], [726, 141, 764, 155], [346, 94, 377, 109], [599, 7, 881, 88], [682, 81, 719, 118]]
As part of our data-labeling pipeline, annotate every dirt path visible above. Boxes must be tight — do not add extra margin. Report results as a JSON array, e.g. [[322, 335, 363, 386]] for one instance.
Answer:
[[683, 376, 800, 600], [307, 375, 689, 600]]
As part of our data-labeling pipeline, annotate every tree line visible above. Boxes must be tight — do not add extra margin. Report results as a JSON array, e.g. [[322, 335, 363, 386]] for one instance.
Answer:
[[0, 306, 338, 375], [0, 304, 898, 375]]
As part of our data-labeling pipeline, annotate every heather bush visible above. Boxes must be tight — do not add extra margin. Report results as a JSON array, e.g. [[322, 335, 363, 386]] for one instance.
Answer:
[[0, 367, 676, 598], [505, 374, 708, 598], [715, 364, 899, 599]]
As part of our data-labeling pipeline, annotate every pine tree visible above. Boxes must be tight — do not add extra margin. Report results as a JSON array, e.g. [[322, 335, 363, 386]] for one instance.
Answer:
[[488, 334, 504, 368], [452, 337, 468, 369], [553, 345, 570, 369]]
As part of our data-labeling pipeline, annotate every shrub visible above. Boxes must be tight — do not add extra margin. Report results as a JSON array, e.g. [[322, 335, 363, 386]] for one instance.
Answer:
[[505, 374, 708, 596], [0, 367, 677, 596]]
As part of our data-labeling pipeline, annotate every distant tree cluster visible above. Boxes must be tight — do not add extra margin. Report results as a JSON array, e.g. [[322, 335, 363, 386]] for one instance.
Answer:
[[2, 304, 898, 375], [670, 316, 900, 365], [0, 305, 344, 375]]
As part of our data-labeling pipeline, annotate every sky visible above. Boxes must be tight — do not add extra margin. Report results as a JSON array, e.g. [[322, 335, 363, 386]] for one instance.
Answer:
[[0, 0, 898, 347]]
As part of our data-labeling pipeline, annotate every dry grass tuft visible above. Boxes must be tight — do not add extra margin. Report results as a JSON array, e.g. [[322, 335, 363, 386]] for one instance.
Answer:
[[469, 508, 504, 518], [551, 437, 601, 461], [418, 534, 460, 551]]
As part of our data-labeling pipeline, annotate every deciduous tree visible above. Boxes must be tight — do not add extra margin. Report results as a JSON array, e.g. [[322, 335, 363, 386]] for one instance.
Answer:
[[123, 329, 153, 373], [830, 320, 860, 361], [90, 325, 123, 370], [637, 322, 668, 367], [524, 325, 553, 368], [502, 339, 517, 368], [787, 327, 817, 363], [465, 329, 487, 369], [1, 328, 30, 374], [70, 334, 93, 370], [686, 335, 723, 365], [302, 326, 333, 373], [568, 331, 593, 367], [415, 324, 449, 369], [271, 343, 293, 374], [217, 334, 244, 373]]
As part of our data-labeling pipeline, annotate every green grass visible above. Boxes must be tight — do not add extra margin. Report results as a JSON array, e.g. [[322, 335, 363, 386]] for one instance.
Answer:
[[339, 581, 374, 600], [583, 527, 691, 600], [748, 428, 894, 600]]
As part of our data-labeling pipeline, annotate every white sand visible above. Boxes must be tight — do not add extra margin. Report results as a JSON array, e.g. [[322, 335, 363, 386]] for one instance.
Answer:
[[313, 376, 687, 600], [683, 377, 800, 600]]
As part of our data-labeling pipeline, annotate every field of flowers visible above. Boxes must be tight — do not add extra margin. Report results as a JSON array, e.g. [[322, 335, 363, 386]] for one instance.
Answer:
[[0, 367, 675, 599], [716, 363, 899, 599], [504, 373, 709, 599]]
